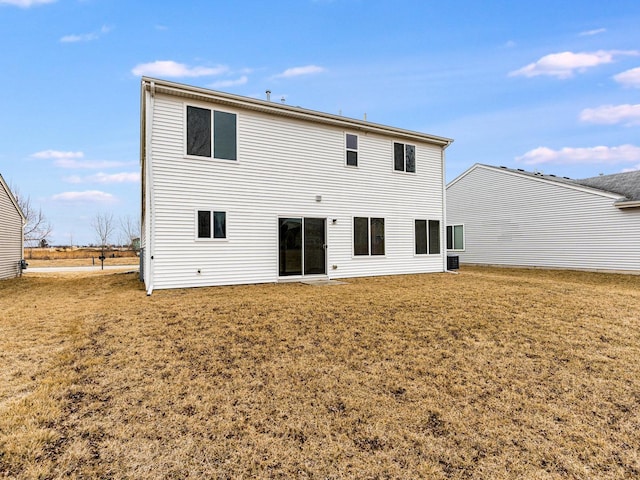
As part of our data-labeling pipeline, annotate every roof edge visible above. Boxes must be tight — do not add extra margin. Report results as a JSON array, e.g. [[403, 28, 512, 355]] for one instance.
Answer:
[[140, 77, 453, 148], [0, 173, 26, 221]]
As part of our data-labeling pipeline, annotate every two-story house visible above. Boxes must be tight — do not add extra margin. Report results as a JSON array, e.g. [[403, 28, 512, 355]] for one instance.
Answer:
[[140, 78, 453, 293]]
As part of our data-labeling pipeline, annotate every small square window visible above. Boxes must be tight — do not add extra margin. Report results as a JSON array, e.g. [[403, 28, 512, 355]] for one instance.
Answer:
[[197, 210, 226, 239]]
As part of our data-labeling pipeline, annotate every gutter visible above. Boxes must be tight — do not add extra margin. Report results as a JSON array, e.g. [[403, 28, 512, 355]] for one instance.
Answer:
[[441, 140, 454, 273], [615, 200, 640, 209]]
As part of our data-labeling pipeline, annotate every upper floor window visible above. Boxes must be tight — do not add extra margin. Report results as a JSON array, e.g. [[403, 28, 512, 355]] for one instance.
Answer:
[[447, 225, 464, 251], [186, 106, 237, 161], [354, 217, 385, 256], [346, 133, 358, 167], [415, 219, 440, 255], [197, 210, 226, 239], [394, 142, 415, 173]]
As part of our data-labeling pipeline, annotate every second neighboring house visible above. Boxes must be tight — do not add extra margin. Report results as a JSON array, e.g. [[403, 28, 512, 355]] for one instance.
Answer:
[[140, 77, 453, 293], [0, 173, 25, 280], [446, 163, 640, 273]]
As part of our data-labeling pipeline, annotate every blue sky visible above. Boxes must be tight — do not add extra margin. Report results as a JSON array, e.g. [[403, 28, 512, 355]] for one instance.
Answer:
[[1, 0, 639, 245]]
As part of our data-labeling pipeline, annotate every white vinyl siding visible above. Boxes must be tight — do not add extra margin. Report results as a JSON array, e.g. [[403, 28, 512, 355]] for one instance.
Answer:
[[145, 93, 446, 289], [447, 165, 640, 272], [0, 178, 24, 280]]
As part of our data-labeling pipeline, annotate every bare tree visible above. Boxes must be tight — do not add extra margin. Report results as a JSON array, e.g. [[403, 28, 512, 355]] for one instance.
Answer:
[[119, 214, 140, 251], [91, 212, 115, 269], [10, 184, 53, 255]]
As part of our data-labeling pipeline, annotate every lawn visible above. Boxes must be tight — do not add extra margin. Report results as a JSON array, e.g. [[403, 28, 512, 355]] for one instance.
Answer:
[[1, 267, 639, 479]]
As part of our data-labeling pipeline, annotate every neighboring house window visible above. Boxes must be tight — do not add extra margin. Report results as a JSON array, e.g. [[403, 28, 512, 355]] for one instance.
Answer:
[[415, 219, 441, 255], [186, 106, 237, 160], [393, 142, 416, 173], [197, 210, 226, 239], [447, 225, 464, 250], [354, 217, 385, 256], [346, 133, 358, 167]]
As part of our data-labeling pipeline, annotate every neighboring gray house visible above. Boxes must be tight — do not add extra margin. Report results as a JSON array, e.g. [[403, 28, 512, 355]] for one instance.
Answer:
[[446, 163, 640, 273], [0, 174, 25, 280], [140, 77, 453, 293]]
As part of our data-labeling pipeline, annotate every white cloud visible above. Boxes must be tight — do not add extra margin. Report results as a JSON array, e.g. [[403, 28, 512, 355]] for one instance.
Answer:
[[516, 144, 640, 165], [579, 104, 640, 126], [55, 159, 130, 169], [31, 149, 83, 159], [614, 67, 640, 88], [579, 28, 606, 36], [208, 75, 248, 89], [51, 190, 116, 203], [131, 60, 227, 78], [60, 25, 111, 43], [0, 0, 55, 7], [274, 65, 326, 79], [509, 50, 639, 79], [622, 164, 640, 172], [64, 172, 140, 184]]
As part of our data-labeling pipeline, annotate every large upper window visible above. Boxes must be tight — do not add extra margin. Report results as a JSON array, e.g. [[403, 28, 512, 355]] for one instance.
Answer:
[[393, 142, 416, 173], [346, 133, 358, 167], [415, 219, 440, 255], [354, 217, 385, 256], [186, 106, 237, 160], [197, 210, 226, 239], [447, 225, 464, 251]]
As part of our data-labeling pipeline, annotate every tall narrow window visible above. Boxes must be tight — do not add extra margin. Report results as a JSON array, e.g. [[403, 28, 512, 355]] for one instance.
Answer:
[[197, 210, 211, 238], [346, 133, 358, 167], [187, 106, 212, 157], [214, 111, 237, 160], [447, 225, 464, 250], [354, 217, 369, 255], [428, 220, 440, 254], [371, 218, 385, 255], [415, 220, 427, 255], [393, 142, 416, 173]]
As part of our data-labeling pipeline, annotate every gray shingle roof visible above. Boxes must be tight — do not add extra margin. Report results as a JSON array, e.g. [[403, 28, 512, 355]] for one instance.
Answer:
[[576, 170, 640, 202]]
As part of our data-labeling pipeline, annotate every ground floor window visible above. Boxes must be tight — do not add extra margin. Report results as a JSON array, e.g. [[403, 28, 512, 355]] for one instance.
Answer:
[[447, 224, 464, 250], [415, 219, 440, 255], [354, 217, 385, 256], [197, 210, 226, 239]]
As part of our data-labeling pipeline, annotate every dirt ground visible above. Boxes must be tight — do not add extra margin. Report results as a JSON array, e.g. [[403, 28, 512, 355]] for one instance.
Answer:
[[1, 267, 639, 479]]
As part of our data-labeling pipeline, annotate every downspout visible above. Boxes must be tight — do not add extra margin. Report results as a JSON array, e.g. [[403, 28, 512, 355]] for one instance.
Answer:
[[145, 80, 156, 295], [441, 141, 453, 273]]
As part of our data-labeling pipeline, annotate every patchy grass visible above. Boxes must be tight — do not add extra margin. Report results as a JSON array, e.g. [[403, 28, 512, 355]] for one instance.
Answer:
[[1, 267, 639, 478]]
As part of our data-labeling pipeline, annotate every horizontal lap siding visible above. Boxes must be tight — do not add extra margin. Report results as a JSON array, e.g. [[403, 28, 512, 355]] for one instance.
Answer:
[[149, 95, 444, 289], [0, 183, 22, 280], [447, 167, 640, 272]]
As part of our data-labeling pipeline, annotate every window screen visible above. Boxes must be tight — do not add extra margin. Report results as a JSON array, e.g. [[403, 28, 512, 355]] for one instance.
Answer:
[[187, 106, 212, 157], [428, 220, 440, 255], [415, 220, 427, 255], [197, 210, 211, 238], [354, 217, 369, 255], [213, 111, 237, 160]]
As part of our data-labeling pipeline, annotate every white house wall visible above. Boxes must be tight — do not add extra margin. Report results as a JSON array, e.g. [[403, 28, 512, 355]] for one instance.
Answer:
[[0, 180, 23, 280], [447, 166, 640, 272], [147, 93, 445, 289]]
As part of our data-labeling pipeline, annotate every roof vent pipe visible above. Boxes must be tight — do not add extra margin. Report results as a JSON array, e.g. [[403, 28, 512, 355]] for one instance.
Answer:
[[266, 90, 271, 101]]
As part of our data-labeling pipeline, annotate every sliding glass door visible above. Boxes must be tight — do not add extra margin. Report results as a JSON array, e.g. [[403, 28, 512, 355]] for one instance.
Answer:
[[279, 217, 326, 276]]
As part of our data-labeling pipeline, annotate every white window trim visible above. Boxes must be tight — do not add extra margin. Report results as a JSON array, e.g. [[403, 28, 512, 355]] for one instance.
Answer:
[[194, 208, 229, 242], [392, 141, 417, 174], [413, 218, 441, 256], [352, 216, 386, 258], [447, 224, 465, 251], [345, 132, 358, 168], [183, 103, 240, 163]]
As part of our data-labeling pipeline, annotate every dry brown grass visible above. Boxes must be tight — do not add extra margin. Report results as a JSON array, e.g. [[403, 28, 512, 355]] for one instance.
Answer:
[[1, 267, 639, 479], [25, 247, 137, 262]]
